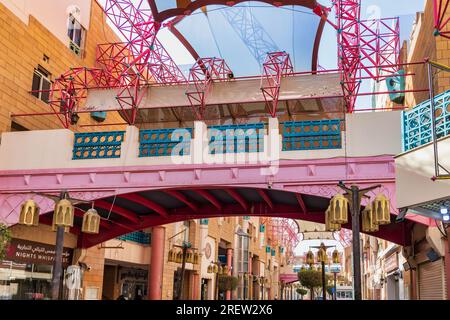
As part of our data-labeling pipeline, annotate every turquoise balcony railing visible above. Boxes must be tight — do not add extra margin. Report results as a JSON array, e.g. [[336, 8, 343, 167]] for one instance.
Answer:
[[117, 231, 150, 245], [208, 123, 265, 154], [139, 128, 192, 157], [281, 119, 342, 151], [402, 90, 450, 151], [73, 131, 125, 160]]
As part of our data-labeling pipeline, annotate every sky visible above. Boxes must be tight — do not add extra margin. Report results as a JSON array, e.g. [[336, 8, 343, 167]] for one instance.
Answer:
[[123, 0, 427, 255]]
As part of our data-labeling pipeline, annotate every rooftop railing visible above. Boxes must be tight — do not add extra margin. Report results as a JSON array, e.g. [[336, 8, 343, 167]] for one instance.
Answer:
[[402, 90, 450, 151]]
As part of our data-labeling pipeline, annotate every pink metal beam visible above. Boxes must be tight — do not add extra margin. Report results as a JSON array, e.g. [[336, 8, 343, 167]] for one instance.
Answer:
[[164, 190, 199, 213], [94, 199, 141, 224], [257, 189, 274, 210], [433, 0, 450, 38], [225, 189, 249, 211], [295, 194, 307, 214], [193, 189, 223, 211], [119, 193, 168, 218], [260, 52, 294, 117]]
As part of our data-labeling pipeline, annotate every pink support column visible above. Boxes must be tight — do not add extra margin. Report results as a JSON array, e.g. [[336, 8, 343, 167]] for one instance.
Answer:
[[226, 246, 233, 300], [148, 226, 165, 300]]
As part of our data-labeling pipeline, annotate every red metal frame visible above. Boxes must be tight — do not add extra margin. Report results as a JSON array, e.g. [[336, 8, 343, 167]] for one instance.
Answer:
[[359, 17, 400, 80], [433, 0, 450, 38], [186, 57, 234, 120], [260, 52, 294, 117]]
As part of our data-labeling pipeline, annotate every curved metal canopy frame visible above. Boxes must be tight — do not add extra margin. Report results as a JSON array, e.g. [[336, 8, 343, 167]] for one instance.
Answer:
[[148, 0, 320, 23]]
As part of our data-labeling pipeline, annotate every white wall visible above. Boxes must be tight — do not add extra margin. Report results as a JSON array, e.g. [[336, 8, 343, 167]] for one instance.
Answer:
[[0, 0, 92, 45]]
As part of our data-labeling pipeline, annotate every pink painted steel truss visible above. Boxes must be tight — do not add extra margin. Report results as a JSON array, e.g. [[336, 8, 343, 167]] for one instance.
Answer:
[[186, 57, 234, 120], [260, 52, 294, 117], [46, 0, 185, 127], [433, 0, 450, 38]]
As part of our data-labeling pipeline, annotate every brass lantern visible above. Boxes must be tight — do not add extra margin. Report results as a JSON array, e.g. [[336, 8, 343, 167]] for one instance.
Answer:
[[193, 253, 199, 265], [186, 251, 194, 263], [325, 207, 341, 232], [175, 250, 183, 263], [168, 248, 176, 262], [223, 265, 229, 275], [372, 194, 391, 225], [306, 250, 315, 265], [51, 215, 70, 232], [361, 205, 379, 233], [218, 265, 223, 275], [19, 199, 40, 226], [81, 208, 100, 234], [213, 264, 219, 274], [329, 193, 349, 224], [332, 249, 340, 264], [317, 247, 328, 264], [207, 265, 213, 273], [53, 199, 74, 227]]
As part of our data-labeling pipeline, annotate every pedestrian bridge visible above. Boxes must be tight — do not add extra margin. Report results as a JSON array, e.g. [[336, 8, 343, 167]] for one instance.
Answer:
[[0, 111, 431, 247]]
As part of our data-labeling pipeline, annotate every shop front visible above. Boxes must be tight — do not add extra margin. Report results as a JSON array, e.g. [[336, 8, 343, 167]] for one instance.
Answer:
[[0, 238, 73, 300]]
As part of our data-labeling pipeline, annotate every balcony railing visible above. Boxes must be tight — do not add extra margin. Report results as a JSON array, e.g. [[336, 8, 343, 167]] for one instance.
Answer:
[[208, 123, 265, 154], [281, 119, 342, 151], [73, 131, 125, 160], [403, 90, 450, 151], [139, 128, 192, 157]]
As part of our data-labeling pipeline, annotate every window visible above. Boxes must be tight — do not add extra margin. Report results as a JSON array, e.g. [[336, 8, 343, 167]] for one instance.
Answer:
[[31, 66, 51, 103], [67, 14, 85, 56]]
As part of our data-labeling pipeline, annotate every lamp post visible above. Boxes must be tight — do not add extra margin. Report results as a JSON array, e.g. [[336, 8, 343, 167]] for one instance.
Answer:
[[336, 182, 383, 300]]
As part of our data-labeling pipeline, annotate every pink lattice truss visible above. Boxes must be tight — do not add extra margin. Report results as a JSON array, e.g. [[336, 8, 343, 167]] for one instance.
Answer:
[[186, 57, 234, 120]]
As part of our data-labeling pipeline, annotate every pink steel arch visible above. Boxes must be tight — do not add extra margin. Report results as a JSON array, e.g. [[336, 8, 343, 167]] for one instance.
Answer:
[[0, 156, 431, 248]]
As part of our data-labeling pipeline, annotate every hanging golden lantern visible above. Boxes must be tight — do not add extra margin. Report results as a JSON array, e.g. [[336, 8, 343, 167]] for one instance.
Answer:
[[317, 247, 328, 263], [51, 215, 70, 232], [372, 194, 391, 225], [53, 199, 74, 227], [81, 208, 100, 234], [329, 193, 349, 224], [306, 250, 315, 265], [175, 250, 183, 263], [213, 264, 219, 274], [168, 248, 176, 262], [193, 252, 199, 265], [19, 199, 40, 226], [207, 265, 213, 273], [218, 265, 223, 275], [325, 207, 341, 232], [332, 249, 340, 264], [361, 205, 379, 233]]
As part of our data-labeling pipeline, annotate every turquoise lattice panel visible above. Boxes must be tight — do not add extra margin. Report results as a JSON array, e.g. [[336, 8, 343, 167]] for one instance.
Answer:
[[73, 131, 125, 160], [139, 128, 193, 157], [117, 231, 150, 245], [403, 90, 450, 151], [282, 120, 342, 151], [208, 123, 265, 154]]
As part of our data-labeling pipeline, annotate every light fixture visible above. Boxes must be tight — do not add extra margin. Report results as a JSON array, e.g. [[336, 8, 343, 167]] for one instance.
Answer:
[[361, 205, 379, 233], [325, 207, 341, 232], [332, 249, 340, 264], [372, 194, 391, 225], [306, 250, 315, 265], [329, 193, 349, 224], [53, 198, 74, 228], [81, 208, 100, 234], [441, 207, 448, 215], [175, 251, 183, 263], [168, 248, 176, 262], [443, 214, 450, 222], [19, 199, 40, 226]]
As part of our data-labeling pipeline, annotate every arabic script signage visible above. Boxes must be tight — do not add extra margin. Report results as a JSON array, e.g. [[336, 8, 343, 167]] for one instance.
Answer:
[[6, 239, 73, 267]]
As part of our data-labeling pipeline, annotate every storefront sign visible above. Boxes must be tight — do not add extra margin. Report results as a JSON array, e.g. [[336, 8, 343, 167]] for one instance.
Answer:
[[384, 252, 399, 273], [6, 238, 73, 267]]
